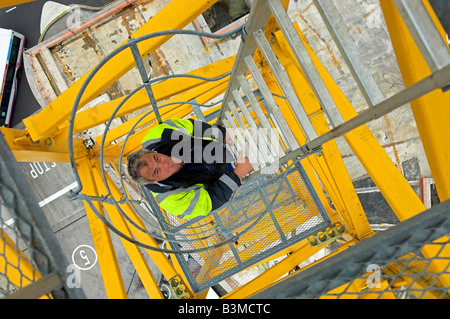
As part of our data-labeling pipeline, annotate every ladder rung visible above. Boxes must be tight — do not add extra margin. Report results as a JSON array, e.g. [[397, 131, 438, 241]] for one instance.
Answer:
[[231, 90, 283, 161], [238, 74, 274, 131], [227, 101, 247, 129], [215, 0, 274, 123], [244, 55, 299, 151], [267, 113, 288, 158], [224, 111, 262, 169], [237, 77, 286, 159], [223, 113, 244, 158], [393, 0, 450, 73], [265, 0, 345, 127], [313, 0, 385, 107], [253, 29, 318, 141], [228, 100, 276, 165], [231, 89, 258, 129]]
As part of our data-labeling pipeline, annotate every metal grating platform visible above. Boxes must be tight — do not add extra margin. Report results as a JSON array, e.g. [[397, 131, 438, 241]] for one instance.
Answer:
[[143, 158, 331, 293]]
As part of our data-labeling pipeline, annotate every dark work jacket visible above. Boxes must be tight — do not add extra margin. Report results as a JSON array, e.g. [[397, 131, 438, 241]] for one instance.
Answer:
[[142, 118, 241, 218]]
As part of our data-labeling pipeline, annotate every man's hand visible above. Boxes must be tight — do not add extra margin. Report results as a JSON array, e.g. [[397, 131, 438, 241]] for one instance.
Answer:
[[233, 150, 254, 178]]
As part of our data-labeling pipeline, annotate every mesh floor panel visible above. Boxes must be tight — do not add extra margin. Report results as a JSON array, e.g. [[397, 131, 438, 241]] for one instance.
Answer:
[[145, 159, 332, 293]]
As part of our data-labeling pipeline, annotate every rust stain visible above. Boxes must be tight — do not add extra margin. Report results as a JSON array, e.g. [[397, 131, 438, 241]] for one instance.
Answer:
[[81, 33, 96, 51], [123, 7, 137, 21], [51, 51, 75, 84], [150, 48, 170, 77], [81, 31, 104, 59], [121, 15, 132, 36]]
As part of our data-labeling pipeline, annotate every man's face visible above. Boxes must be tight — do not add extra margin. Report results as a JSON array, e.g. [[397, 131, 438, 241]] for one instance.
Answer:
[[138, 152, 182, 183]]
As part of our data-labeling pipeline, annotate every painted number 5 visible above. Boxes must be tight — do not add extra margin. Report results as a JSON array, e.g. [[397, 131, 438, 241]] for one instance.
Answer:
[[79, 250, 90, 266]]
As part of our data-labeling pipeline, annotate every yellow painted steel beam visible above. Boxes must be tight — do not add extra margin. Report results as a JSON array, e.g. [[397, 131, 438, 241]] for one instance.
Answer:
[[77, 158, 127, 298], [275, 24, 426, 223], [96, 75, 230, 147], [323, 277, 397, 299], [380, 0, 450, 202], [93, 162, 182, 289], [0, 229, 41, 292], [384, 253, 450, 299], [266, 38, 373, 240], [0, 0, 34, 8], [52, 56, 234, 145], [227, 239, 356, 299], [0, 127, 88, 163], [22, 0, 219, 143], [91, 164, 164, 299], [275, 19, 450, 287]]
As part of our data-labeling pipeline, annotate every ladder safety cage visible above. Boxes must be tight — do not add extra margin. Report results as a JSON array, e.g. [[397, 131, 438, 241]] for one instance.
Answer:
[[63, 0, 337, 294], [1, 0, 449, 299], [58, 0, 450, 298]]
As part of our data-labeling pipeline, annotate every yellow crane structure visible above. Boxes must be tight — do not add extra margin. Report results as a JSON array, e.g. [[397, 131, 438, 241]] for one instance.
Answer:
[[0, 0, 449, 299]]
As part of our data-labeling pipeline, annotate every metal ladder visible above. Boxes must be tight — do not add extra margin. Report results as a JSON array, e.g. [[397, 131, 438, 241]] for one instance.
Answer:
[[215, 0, 450, 173]]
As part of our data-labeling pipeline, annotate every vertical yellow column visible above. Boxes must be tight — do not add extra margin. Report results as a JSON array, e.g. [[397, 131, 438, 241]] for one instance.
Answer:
[[269, 36, 373, 240], [91, 163, 164, 299], [380, 0, 450, 202], [380, 0, 450, 290], [77, 158, 127, 298]]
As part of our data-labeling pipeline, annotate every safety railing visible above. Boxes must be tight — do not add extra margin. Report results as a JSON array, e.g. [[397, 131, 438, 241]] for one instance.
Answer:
[[3, 0, 449, 299], [61, 20, 338, 295], [252, 199, 450, 299], [0, 133, 85, 299]]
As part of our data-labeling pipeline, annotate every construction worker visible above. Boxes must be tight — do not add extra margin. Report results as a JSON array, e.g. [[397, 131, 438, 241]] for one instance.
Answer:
[[127, 118, 254, 219]]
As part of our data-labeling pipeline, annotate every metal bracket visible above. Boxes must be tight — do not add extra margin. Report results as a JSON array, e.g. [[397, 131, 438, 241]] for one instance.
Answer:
[[168, 275, 191, 299], [83, 137, 95, 150], [308, 222, 346, 247]]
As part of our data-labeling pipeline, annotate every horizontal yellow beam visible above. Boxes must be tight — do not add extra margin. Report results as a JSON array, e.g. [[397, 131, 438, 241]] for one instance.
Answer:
[[95, 74, 230, 147], [53, 56, 235, 145], [23, 0, 218, 142], [1, 127, 88, 163]]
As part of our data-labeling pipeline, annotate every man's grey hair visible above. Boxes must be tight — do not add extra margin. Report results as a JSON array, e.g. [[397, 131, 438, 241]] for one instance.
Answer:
[[127, 149, 155, 184]]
